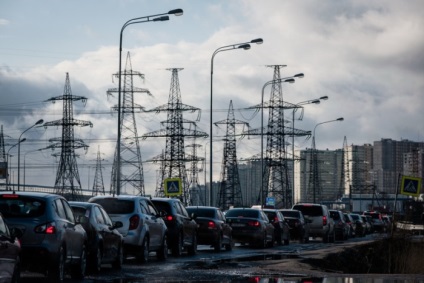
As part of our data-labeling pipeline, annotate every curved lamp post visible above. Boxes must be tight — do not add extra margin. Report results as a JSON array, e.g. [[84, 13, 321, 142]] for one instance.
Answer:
[[209, 38, 263, 206], [7, 138, 26, 190], [311, 117, 344, 202], [260, 73, 304, 207], [17, 119, 43, 191], [116, 9, 183, 195], [291, 96, 328, 204]]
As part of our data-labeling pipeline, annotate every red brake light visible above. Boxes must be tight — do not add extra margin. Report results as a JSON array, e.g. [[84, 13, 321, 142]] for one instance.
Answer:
[[322, 216, 327, 226], [248, 220, 260, 227], [34, 222, 56, 234], [207, 221, 216, 229], [166, 215, 174, 221], [1, 194, 19, 198], [129, 215, 140, 230]]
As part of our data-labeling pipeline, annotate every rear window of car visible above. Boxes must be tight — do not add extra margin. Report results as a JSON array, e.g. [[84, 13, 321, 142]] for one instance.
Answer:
[[330, 211, 341, 220], [281, 210, 299, 218], [151, 201, 171, 214], [0, 195, 46, 218], [225, 209, 259, 218], [292, 205, 322, 216], [186, 208, 215, 218], [91, 198, 134, 214]]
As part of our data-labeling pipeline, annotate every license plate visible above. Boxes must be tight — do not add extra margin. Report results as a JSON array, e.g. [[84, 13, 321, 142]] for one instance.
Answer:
[[231, 223, 245, 227]]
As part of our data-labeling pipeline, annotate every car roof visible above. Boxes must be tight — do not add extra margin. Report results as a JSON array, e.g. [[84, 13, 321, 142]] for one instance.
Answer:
[[151, 197, 180, 203], [69, 201, 97, 208], [89, 194, 150, 201], [0, 190, 63, 199], [186, 206, 218, 210]]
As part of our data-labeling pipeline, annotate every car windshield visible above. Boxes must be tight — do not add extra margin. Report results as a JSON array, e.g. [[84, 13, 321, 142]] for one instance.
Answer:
[[225, 209, 259, 218], [186, 208, 215, 218], [92, 198, 134, 214], [293, 205, 322, 216], [0, 195, 46, 218]]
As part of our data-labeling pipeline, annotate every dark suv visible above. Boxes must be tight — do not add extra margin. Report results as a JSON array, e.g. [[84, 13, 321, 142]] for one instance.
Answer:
[[292, 203, 335, 243], [0, 191, 87, 281], [151, 198, 198, 256]]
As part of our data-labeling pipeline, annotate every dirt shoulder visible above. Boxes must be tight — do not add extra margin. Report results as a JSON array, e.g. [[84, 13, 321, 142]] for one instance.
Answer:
[[249, 239, 424, 280]]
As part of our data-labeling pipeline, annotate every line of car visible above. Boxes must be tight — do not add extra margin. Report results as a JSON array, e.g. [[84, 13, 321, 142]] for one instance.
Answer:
[[0, 191, 389, 282]]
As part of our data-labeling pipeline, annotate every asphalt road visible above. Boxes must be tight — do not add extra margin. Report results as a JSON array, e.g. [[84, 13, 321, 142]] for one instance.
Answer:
[[20, 234, 379, 283]]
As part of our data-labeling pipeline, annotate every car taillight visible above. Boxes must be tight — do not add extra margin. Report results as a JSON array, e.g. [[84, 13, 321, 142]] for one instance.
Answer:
[[322, 216, 327, 226], [34, 222, 56, 234], [166, 215, 174, 221], [129, 215, 140, 230], [207, 221, 216, 229], [247, 220, 260, 227]]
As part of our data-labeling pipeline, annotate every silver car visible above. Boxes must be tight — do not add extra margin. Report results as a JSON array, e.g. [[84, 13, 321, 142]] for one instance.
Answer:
[[89, 195, 168, 263], [292, 203, 335, 243]]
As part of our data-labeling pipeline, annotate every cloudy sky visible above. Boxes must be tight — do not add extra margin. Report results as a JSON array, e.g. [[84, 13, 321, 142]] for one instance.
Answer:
[[1, 0, 423, 195]]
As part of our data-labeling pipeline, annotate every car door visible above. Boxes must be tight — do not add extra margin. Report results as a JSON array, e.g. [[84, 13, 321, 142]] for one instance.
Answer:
[[94, 205, 117, 261], [140, 199, 161, 248], [176, 202, 195, 244], [61, 199, 85, 259]]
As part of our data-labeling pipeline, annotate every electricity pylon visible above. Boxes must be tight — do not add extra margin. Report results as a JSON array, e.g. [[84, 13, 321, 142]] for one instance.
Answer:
[[0, 126, 6, 187], [44, 73, 93, 201], [215, 100, 247, 210], [142, 68, 207, 205], [92, 146, 106, 196], [186, 142, 204, 205], [107, 52, 147, 196], [244, 65, 310, 208]]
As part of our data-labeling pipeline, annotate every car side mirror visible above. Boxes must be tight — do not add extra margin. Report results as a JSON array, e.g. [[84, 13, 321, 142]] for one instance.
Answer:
[[10, 227, 23, 239], [159, 210, 167, 217], [190, 213, 197, 220], [113, 221, 123, 229]]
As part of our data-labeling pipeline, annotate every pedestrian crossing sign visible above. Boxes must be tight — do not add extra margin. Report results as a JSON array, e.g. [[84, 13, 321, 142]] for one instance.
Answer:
[[400, 175, 422, 197], [164, 177, 182, 197]]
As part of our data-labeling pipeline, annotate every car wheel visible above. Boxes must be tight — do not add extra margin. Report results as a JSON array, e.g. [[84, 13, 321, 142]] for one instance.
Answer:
[[276, 231, 282, 245], [90, 246, 102, 273], [112, 242, 123, 270], [330, 230, 335, 243], [323, 231, 329, 243], [172, 232, 183, 257], [71, 244, 86, 280], [284, 236, 289, 245], [188, 233, 197, 255], [157, 234, 168, 261], [214, 235, 222, 252], [48, 245, 65, 282], [11, 256, 20, 283], [138, 236, 149, 263], [225, 236, 233, 251]]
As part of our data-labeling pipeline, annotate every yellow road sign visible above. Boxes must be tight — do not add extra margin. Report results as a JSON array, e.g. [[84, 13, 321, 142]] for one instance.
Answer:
[[164, 177, 182, 197], [400, 175, 422, 197]]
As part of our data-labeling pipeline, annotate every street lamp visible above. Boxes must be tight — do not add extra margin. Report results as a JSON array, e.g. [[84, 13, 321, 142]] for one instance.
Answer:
[[7, 138, 26, 190], [291, 96, 328, 205], [17, 119, 43, 191], [209, 38, 263, 205], [311, 117, 344, 202], [116, 9, 183, 196], [260, 73, 304, 207]]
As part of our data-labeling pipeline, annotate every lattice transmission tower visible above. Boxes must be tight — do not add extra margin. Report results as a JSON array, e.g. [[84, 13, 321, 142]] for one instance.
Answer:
[[215, 100, 248, 210], [92, 146, 106, 196], [186, 142, 204, 206], [244, 65, 310, 208], [44, 73, 93, 201], [0, 126, 6, 188], [107, 52, 148, 196], [142, 68, 207, 205]]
